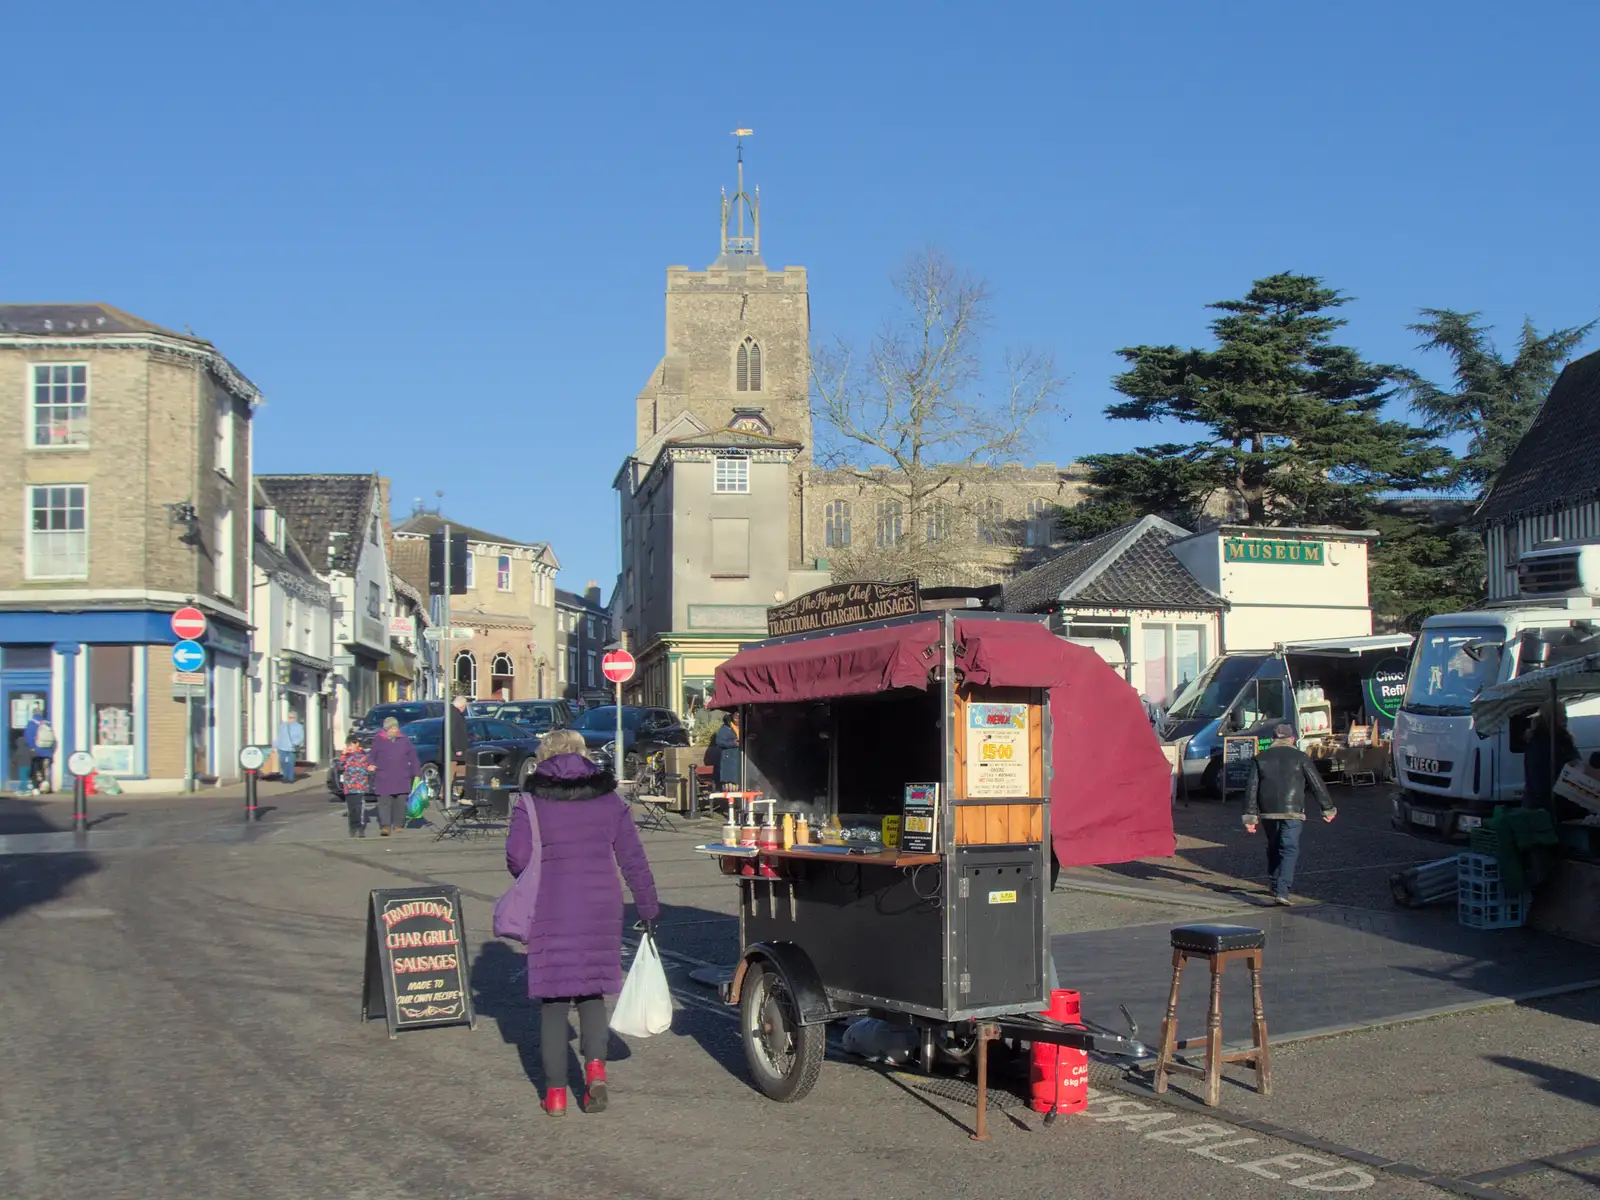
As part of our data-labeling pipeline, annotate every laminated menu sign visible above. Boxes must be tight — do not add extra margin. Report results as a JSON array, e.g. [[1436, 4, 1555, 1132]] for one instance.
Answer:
[[362, 885, 476, 1038], [901, 783, 940, 854], [965, 702, 1030, 798]]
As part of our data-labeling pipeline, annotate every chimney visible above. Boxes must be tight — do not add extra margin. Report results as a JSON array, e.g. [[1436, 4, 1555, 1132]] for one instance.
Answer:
[[585, 579, 602, 606], [376, 475, 394, 541]]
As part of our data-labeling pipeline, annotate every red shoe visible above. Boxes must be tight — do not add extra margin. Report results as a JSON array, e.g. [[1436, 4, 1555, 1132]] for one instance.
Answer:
[[542, 1087, 568, 1117], [583, 1060, 608, 1113]]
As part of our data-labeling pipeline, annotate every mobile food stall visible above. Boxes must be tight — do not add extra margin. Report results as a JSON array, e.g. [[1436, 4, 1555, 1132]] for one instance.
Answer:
[[700, 604, 1175, 1132]]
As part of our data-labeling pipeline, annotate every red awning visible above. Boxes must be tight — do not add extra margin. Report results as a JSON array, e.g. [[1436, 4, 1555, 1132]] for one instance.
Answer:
[[709, 616, 1174, 868]]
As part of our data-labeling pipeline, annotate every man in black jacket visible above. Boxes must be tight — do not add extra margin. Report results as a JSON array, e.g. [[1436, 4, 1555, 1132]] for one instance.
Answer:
[[1243, 724, 1337, 905]]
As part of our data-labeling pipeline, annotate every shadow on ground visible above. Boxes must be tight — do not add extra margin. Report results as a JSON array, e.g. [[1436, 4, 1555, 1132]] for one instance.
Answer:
[[0, 850, 100, 923]]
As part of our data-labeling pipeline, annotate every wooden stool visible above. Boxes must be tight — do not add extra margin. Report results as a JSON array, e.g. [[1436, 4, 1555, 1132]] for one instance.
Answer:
[[1153, 923, 1271, 1107]]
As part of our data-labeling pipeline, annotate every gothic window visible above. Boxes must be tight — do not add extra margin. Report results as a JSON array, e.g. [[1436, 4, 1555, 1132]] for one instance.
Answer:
[[736, 338, 762, 392], [978, 498, 1004, 545], [875, 499, 903, 549], [455, 650, 477, 698], [824, 500, 852, 548], [926, 498, 952, 543], [1026, 498, 1052, 547]]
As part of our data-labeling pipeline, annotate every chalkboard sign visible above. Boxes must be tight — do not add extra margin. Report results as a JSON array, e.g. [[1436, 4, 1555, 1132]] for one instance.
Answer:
[[1222, 736, 1257, 795], [362, 886, 476, 1038]]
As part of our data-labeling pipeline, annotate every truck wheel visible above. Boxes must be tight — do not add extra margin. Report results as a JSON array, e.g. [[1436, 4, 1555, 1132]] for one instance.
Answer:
[[740, 964, 825, 1102]]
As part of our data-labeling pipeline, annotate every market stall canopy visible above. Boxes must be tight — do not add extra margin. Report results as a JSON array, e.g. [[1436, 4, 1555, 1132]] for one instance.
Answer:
[[1472, 653, 1600, 736], [1276, 634, 1415, 657], [711, 615, 1175, 869]]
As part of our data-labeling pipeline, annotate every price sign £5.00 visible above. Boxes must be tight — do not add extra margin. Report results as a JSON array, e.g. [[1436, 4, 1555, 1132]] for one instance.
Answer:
[[965, 702, 1030, 798]]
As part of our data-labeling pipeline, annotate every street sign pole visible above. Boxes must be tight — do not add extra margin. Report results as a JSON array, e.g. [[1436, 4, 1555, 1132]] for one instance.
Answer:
[[441, 523, 452, 802], [616, 631, 627, 782]]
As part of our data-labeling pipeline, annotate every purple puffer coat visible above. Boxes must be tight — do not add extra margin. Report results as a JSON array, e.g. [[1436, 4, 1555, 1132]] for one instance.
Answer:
[[368, 729, 420, 796], [506, 753, 660, 998]]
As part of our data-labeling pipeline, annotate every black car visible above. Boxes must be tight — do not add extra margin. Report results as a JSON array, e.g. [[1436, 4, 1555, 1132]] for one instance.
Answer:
[[326, 715, 546, 798], [569, 705, 688, 772], [355, 701, 445, 736], [468, 699, 573, 736]]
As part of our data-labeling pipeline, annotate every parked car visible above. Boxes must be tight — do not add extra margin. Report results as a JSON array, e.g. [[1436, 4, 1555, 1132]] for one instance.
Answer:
[[356, 701, 445, 735], [569, 705, 688, 774], [326, 715, 545, 798], [469, 699, 573, 735]]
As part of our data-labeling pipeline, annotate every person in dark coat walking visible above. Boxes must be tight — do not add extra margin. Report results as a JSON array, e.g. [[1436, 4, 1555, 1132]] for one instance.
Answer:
[[1243, 724, 1337, 905], [711, 712, 741, 788], [1522, 702, 1578, 816], [506, 730, 660, 1117], [368, 717, 420, 836]]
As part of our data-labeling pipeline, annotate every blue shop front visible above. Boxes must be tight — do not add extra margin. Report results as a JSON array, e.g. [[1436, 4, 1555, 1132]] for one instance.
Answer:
[[0, 609, 250, 794]]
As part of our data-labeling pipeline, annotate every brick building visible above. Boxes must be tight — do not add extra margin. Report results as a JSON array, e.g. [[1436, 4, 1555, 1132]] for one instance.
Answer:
[[0, 303, 258, 791], [392, 513, 559, 701]]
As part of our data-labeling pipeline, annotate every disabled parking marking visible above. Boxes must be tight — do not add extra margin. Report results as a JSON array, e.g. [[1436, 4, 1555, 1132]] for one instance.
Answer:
[[1084, 1091, 1376, 1192]]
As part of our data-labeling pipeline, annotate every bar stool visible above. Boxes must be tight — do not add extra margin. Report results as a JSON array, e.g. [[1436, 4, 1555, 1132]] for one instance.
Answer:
[[1153, 923, 1270, 1107]]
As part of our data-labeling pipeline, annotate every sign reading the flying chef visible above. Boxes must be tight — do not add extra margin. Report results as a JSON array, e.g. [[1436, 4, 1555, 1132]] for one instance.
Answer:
[[1224, 538, 1325, 566], [964, 702, 1030, 798], [767, 580, 921, 637], [362, 886, 476, 1038]]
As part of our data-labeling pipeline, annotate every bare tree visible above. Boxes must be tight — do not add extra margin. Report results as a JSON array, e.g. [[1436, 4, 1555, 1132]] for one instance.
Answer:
[[811, 249, 1063, 584]]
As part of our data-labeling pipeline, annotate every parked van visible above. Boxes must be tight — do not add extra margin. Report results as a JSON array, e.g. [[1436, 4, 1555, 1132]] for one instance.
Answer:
[[1160, 635, 1413, 793]]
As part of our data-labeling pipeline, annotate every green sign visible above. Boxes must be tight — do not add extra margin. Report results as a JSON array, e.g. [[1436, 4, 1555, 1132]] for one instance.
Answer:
[[1224, 538, 1324, 566], [1363, 656, 1408, 723]]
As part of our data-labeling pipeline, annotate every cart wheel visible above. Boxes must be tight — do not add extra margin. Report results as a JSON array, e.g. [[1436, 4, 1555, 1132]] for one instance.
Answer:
[[740, 964, 824, 1102]]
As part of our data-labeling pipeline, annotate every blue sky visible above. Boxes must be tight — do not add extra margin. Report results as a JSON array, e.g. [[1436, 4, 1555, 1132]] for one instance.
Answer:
[[6, 1, 1596, 595]]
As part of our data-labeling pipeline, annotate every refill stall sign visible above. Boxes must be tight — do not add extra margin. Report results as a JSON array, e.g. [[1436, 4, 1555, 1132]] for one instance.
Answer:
[[362, 886, 476, 1038], [901, 784, 940, 854], [965, 703, 1030, 798]]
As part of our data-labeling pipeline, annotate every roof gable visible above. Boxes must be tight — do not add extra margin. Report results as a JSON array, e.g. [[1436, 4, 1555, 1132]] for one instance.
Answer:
[[1004, 515, 1225, 614], [256, 474, 379, 575], [394, 512, 547, 554], [1477, 348, 1600, 525]]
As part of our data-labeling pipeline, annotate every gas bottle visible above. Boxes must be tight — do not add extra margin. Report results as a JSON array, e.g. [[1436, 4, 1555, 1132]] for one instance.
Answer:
[[1030, 988, 1089, 1114]]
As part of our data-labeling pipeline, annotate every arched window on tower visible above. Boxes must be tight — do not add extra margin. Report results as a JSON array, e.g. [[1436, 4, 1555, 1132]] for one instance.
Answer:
[[926, 498, 952, 543], [824, 500, 852, 548], [1026, 498, 1052, 547], [454, 650, 477, 699], [736, 338, 762, 392]]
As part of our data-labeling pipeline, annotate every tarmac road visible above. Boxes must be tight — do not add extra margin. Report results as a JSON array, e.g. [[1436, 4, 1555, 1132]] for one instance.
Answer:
[[1, 798, 1593, 1199]]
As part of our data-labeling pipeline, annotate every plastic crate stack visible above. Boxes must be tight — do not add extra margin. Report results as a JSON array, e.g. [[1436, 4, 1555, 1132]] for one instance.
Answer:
[[1456, 851, 1530, 929]]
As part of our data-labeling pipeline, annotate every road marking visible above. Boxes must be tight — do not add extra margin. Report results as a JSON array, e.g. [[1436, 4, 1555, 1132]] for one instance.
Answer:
[[1083, 1091, 1376, 1192], [33, 907, 115, 920]]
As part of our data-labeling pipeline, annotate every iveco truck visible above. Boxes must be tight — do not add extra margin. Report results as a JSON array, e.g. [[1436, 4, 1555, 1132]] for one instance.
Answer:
[[1394, 541, 1600, 839]]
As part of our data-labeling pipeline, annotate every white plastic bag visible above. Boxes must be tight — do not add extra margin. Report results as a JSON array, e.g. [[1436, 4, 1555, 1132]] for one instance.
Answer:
[[610, 933, 673, 1038]]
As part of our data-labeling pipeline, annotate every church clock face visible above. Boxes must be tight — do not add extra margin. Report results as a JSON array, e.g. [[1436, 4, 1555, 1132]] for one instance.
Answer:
[[731, 413, 773, 436]]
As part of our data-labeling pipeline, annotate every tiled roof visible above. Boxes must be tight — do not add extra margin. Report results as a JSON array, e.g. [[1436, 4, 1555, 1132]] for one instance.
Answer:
[[390, 537, 431, 597], [1004, 515, 1226, 614], [1477, 348, 1600, 525], [394, 512, 548, 553], [0, 302, 199, 341], [555, 587, 607, 613], [256, 474, 379, 575]]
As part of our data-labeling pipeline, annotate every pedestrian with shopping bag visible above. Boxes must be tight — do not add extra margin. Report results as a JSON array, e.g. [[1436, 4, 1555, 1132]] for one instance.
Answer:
[[502, 729, 661, 1118], [368, 717, 420, 836]]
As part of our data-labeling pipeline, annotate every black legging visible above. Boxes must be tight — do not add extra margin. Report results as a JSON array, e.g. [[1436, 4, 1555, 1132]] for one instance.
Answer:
[[540, 995, 607, 1089]]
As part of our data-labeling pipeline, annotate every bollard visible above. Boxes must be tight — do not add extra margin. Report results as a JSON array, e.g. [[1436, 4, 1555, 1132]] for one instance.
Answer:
[[245, 768, 259, 822], [72, 773, 88, 836]]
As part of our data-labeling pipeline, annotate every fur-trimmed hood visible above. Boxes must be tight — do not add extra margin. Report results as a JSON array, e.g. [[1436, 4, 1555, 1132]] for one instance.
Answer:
[[529, 752, 617, 802]]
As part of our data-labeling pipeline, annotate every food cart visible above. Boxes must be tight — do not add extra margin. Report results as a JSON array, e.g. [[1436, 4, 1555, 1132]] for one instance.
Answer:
[[700, 607, 1175, 1133]]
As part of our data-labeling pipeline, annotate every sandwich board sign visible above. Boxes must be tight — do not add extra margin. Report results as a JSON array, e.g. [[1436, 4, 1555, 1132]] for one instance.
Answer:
[[362, 885, 476, 1038]]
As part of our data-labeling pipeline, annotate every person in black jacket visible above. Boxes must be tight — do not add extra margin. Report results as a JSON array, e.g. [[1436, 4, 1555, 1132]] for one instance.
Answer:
[[1243, 724, 1337, 905], [447, 695, 473, 807], [1522, 703, 1578, 816]]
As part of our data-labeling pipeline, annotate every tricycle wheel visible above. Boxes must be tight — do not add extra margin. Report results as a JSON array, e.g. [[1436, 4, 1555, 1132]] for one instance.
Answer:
[[740, 964, 824, 1102]]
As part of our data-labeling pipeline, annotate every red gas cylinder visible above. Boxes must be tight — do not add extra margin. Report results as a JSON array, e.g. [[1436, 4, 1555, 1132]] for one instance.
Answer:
[[1030, 988, 1089, 1114]]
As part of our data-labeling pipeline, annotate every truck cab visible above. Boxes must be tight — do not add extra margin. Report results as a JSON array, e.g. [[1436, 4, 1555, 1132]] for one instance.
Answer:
[[1393, 542, 1600, 838]]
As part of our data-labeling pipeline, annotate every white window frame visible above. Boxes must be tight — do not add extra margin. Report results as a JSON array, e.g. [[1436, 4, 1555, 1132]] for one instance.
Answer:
[[557, 650, 567, 684], [214, 508, 235, 600], [568, 646, 578, 686], [28, 362, 91, 449], [464, 553, 475, 590], [25, 484, 89, 580], [714, 453, 750, 494], [215, 396, 235, 479], [497, 554, 513, 592]]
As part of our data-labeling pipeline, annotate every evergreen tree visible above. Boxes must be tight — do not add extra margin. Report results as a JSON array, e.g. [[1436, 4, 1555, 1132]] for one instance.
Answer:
[[1085, 273, 1453, 526], [1395, 310, 1593, 494]]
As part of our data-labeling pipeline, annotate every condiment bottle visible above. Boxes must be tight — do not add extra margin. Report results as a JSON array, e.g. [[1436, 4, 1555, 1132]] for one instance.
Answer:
[[795, 812, 809, 845], [757, 801, 779, 851], [739, 799, 759, 847], [781, 812, 795, 850]]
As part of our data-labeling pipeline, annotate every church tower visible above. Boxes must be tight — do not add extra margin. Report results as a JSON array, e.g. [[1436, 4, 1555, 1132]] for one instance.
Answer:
[[633, 133, 812, 467]]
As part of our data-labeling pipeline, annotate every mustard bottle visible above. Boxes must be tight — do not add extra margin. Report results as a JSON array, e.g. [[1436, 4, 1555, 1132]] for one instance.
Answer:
[[781, 812, 796, 850], [795, 812, 810, 845]]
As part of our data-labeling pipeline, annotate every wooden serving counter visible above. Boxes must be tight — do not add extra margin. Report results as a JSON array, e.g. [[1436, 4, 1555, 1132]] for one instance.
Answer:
[[756, 847, 942, 868]]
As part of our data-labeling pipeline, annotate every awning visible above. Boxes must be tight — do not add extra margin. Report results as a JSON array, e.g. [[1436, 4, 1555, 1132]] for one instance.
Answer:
[[1276, 635, 1415, 657], [710, 616, 1174, 869], [1472, 653, 1600, 735]]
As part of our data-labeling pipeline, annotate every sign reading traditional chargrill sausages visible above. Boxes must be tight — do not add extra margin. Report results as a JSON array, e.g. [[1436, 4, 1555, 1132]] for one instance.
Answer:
[[766, 580, 921, 637], [362, 885, 476, 1037]]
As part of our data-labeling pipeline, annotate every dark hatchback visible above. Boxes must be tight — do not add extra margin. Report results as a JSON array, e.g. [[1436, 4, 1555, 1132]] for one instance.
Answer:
[[326, 716, 546, 798], [468, 699, 573, 736], [569, 705, 688, 771]]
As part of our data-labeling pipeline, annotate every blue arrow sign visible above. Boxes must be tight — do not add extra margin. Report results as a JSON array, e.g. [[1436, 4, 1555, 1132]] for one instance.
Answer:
[[171, 640, 207, 672]]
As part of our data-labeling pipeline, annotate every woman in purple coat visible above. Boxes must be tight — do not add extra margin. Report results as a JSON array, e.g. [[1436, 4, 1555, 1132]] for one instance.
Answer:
[[506, 729, 660, 1117], [368, 717, 420, 835]]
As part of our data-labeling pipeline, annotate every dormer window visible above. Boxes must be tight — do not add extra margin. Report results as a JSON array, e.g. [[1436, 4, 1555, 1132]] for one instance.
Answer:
[[736, 338, 762, 392]]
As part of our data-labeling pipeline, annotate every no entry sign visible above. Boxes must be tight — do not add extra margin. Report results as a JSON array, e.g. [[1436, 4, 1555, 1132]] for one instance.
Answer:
[[601, 649, 636, 684], [171, 606, 207, 641]]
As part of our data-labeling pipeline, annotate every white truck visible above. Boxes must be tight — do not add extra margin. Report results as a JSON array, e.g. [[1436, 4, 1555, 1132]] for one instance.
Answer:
[[1393, 541, 1600, 839]]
